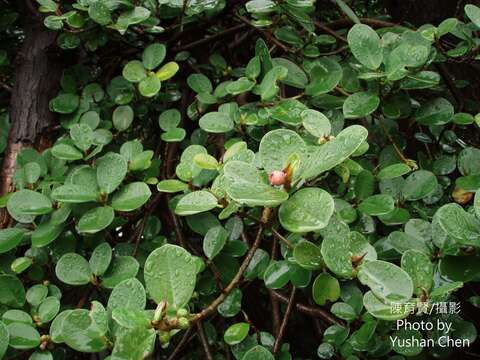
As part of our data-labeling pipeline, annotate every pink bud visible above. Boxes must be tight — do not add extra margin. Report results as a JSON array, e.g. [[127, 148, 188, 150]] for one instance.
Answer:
[[269, 171, 287, 186]]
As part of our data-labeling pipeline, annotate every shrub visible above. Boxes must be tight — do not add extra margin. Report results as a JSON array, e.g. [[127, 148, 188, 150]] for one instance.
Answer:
[[0, 0, 480, 359]]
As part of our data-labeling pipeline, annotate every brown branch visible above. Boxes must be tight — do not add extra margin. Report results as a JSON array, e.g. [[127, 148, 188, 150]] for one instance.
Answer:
[[166, 327, 194, 360], [326, 17, 402, 29], [173, 24, 247, 52], [235, 14, 296, 53], [271, 228, 294, 249], [191, 207, 272, 323], [314, 21, 347, 43], [196, 321, 214, 360], [270, 290, 342, 325], [273, 287, 296, 355]]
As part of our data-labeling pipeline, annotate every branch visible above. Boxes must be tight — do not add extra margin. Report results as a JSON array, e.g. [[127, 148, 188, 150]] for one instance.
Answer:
[[270, 290, 342, 326], [173, 24, 247, 52], [273, 287, 296, 355], [196, 321, 214, 360], [166, 327, 194, 360], [191, 207, 272, 323]]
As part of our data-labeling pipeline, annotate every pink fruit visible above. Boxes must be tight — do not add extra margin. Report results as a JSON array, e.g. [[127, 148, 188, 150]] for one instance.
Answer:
[[269, 170, 287, 186]]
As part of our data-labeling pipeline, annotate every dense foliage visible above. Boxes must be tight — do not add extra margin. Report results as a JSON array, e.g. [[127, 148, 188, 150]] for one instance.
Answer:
[[1, 0, 480, 359]]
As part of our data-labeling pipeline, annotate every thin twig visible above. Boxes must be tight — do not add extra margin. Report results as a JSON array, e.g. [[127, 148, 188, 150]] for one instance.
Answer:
[[173, 24, 247, 51], [273, 287, 296, 355], [314, 21, 347, 43], [191, 208, 272, 323], [196, 321, 214, 360], [235, 14, 296, 53], [166, 327, 194, 360], [270, 290, 342, 325], [271, 228, 294, 250]]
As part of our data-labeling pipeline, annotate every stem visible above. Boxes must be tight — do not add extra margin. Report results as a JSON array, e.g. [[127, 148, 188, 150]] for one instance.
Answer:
[[270, 290, 342, 325], [197, 321, 214, 360], [273, 287, 296, 355], [191, 207, 272, 323]]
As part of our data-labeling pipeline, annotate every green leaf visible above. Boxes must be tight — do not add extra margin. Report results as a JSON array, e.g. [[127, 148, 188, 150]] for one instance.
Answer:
[[377, 163, 411, 180], [301, 125, 368, 180], [279, 188, 334, 233], [333, 0, 360, 24], [301, 109, 331, 138], [123, 60, 147, 83], [113, 105, 134, 131], [88, 2, 111, 25], [158, 109, 181, 131], [52, 143, 83, 160], [112, 182, 151, 211], [402, 170, 438, 201], [392, 329, 423, 356], [175, 190, 218, 216], [465, 4, 480, 28], [218, 288, 242, 317], [226, 77, 255, 95], [357, 260, 413, 303], [139, 75, 161, 98], [343, 92, 380, 119], [263, 260, 291, 289], [363, 291, 410, 320], [293, 240, 323, 270], [0, 228, 25, 254], [96, 152, 128, 194], [258, 65, 288, 101], [259, 129, 306, 174], [223, 161, 288, 207], [111, 308, 150, 329], [50, 93, 79, 114], [199, 112, 234, 133], [31, 221, 63, 248], [38, 296, 60, 323], [26, 284, 48, 306], [270, 99, 307, 125], [110, 327, 155, 360], [70, 123, 93, 151], [7, 323, 40, 349], [387, 231, 431, 255], [312, 273, 340, 305], [331, 302, 356, 321], [56, 253, 91, 286], [61, 309, 108, 352], [89, 242, 112, 276], [142, 43, 166, 70], [0, 275, 25, 308], [347, 24, 383, 70], [203, 225, 228, 260], [107, 278, 146, 311], [358, 194, 394, 216], [273, 57, 308, 89], [157, 179, 188, 193], [0, 321, 7, 359], [155, 61, 179, 81], [188, 73, 212, 93], [224, 322, 250, 345], [161, 128, 186, 142], [415, 98, 454, 125], [144, 244, 197, 308], [77, 206, 114, 234], [305, 58, 342, 96], [51, 184, 98, 203], [401, 249, 433, 295], [117, 6, 150, 28], [434, 203, 480, 247], [101, 256, 139, 289], [242, 345, 274, 360], [7, 189, 52, 223]]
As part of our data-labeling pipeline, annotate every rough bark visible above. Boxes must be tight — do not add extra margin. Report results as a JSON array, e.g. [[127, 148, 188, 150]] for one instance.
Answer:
[[0, 1, 62, 227]]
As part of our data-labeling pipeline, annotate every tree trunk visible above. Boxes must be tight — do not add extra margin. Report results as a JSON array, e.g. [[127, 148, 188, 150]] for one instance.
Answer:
[[0, 1, 63, 227]]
